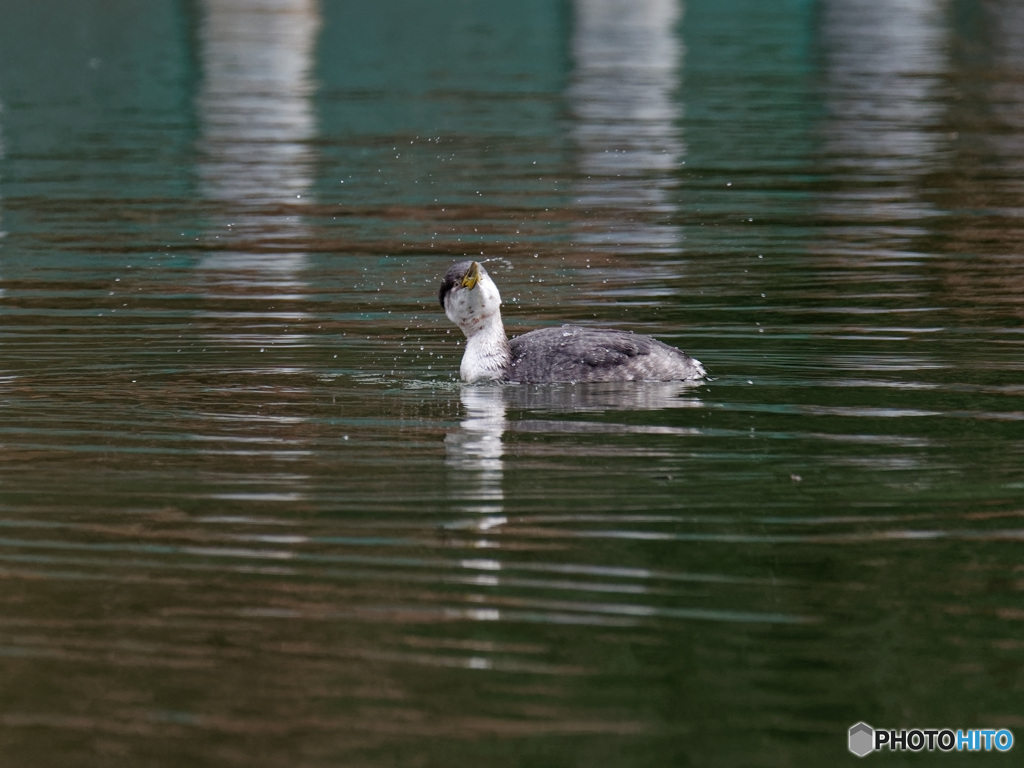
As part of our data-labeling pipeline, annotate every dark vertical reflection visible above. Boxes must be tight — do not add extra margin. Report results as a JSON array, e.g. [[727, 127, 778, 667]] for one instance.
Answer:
[[0, 94, 5, 243], [0, 92, 5, 248], [934, 1, 1024, 327], [0, 90, 6, 381]]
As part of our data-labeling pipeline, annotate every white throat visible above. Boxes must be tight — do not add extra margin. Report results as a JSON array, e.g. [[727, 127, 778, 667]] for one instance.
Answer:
[[443, 263, 513, 382], [460, 313, 511, 382]]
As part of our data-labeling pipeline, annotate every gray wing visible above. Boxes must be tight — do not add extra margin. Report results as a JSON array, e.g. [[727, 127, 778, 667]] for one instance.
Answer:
[[507, 325, 705, 383]]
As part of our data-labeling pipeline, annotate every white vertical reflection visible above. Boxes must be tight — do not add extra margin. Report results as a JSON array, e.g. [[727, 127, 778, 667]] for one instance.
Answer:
[[568, 0, 684, 252], [445, 387, 507, 535], [193, 0, 321, 492], [198, 0, 320, 208], [196, 0, 321, 278], [818, 0, 947, 225], [444, 387, 508, 627], [195, 0, 321, 366]]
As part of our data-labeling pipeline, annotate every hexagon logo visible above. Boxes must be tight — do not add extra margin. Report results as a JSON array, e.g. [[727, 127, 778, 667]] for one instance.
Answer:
[[849, 722, 874, 757]]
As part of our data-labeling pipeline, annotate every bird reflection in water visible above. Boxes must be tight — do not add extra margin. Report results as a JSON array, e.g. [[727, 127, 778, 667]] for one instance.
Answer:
[[444, 382, 705, 542]]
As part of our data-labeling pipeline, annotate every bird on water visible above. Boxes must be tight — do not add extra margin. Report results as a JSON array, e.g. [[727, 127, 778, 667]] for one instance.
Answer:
[[439, 260, 707, 384]]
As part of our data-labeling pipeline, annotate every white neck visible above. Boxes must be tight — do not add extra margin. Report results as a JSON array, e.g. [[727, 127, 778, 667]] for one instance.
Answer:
[[460, 314, 511, 382]]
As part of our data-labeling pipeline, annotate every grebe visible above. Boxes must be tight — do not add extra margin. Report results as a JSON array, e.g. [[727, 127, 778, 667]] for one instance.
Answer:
[[439, 260, 706, 384]]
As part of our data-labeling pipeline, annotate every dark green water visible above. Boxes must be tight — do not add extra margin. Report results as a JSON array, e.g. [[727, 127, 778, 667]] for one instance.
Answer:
[[1, 1, 1022, 766]]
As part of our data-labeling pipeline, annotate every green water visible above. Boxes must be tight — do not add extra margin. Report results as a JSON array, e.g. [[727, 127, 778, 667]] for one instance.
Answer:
[[0, 0, 1022, 766]]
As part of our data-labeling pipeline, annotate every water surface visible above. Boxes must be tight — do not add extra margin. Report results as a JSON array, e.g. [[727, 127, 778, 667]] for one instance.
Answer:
[[1, 0, 1023, 766]]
